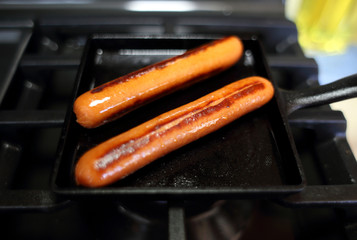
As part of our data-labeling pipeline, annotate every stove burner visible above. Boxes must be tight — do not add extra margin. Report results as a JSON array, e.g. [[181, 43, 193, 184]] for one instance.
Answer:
[[186, 200, 253, 240], [76, 200, 253, 240]]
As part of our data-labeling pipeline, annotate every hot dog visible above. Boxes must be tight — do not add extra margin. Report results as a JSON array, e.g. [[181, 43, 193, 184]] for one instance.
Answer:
[[75, 76, 274, 187], [74, 36, 243, 128]]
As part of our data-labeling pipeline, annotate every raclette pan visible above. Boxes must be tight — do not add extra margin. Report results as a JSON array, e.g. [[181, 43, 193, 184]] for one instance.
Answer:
[[52, 35, 357, 200]]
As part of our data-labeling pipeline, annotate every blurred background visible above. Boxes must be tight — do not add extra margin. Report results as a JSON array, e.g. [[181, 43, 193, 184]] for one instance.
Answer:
[[285, 0, 357, 159]]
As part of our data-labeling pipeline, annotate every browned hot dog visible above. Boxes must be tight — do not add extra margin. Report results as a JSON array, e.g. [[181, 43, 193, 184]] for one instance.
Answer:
[[75, 76, 275, 187], [73, 36, 243, 128]]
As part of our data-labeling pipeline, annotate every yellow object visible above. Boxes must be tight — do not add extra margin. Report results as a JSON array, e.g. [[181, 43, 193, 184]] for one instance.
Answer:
[[287, 0, 357, 54]]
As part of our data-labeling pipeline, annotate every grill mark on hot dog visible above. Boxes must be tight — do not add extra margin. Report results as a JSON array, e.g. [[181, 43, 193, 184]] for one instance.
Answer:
[[151, 81, 264, 132], [173, 83, 265, 129], [90, 37, 231, 94], [153, 82, 265, 138], [94, 82, 265, 170]]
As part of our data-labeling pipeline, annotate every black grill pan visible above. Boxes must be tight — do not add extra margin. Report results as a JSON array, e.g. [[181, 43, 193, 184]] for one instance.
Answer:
[[51, 35, 356, 200]]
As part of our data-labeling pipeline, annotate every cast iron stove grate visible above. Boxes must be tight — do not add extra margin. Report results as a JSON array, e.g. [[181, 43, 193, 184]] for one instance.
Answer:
[[0, 9, 357, 240]]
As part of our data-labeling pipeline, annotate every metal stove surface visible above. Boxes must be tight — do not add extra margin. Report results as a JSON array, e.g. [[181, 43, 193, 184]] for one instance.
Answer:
[[0, 1, 357, 239]]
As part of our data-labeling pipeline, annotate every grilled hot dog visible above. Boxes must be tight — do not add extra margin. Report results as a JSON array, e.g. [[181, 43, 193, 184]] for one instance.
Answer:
[[75, 76, 274, 187], [74, 36, 243, 128]]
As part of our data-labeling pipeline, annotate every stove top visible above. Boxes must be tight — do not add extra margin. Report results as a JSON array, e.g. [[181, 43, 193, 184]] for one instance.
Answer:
[[0, 1, 357, 239]]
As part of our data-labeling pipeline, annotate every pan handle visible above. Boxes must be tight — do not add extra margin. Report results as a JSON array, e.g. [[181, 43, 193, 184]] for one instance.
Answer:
[[280, 74, 357, 115]]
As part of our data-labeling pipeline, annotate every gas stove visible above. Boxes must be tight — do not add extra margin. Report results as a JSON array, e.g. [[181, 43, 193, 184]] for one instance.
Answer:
[[0, 1, 357, 239]]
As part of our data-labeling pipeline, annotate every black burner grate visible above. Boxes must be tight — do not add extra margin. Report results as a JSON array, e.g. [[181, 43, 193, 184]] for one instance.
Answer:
[[0, 6, 356, 239]]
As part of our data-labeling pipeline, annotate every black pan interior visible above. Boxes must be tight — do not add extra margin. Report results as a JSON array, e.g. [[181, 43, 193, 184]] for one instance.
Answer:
[[52, 35, 304, 199]]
